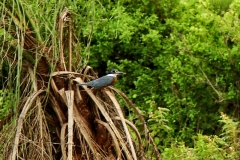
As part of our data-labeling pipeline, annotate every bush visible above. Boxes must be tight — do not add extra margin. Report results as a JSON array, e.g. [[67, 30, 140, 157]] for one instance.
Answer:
[[82, 0, 240, 149]]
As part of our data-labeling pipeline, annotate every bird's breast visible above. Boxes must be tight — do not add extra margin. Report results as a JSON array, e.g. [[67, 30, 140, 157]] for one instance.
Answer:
[[110, 76, 117, 85]]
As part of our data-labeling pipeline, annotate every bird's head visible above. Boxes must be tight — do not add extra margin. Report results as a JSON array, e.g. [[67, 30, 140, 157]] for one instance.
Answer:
[[107, 69, 126, 76]]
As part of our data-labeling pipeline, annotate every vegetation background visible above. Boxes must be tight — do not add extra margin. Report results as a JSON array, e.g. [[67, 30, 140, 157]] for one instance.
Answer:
[[1, 0, 240, 159]]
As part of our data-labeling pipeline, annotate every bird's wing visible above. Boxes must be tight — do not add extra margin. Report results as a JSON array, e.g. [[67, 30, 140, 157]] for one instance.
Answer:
[[87, 76, 115, 88]]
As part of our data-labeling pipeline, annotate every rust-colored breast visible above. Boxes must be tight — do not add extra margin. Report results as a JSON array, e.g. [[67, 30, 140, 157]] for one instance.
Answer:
[[110, 76, 117, 85]]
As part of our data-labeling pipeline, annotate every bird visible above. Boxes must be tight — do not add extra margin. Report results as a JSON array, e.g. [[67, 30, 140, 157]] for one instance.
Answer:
[[77, 69, 125, 89]]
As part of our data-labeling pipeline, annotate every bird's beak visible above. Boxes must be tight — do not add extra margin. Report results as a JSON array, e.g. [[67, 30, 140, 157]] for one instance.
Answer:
[[116, 71, 126, 75]]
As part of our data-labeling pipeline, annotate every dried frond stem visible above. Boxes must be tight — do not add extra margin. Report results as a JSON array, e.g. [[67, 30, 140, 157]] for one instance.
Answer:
[[11, 90, 45, 160], [110, 87, 161, 160], [113, 116, 142, 151], [105, 89, 137, 160], [95, 119, 121, 158], [66, 91, 74, 160], [61, 123, 68, 160]]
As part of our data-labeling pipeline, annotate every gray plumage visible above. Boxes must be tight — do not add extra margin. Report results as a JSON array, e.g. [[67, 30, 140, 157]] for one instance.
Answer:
[[77, 75, 115, 89], [77, 69, 125, 89]]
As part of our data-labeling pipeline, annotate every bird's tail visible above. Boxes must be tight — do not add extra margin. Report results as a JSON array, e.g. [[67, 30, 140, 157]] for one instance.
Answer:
[[76, 83, 87, 86]]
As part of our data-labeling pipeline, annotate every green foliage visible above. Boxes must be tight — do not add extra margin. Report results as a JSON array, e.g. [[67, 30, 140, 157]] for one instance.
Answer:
[[0, 90, 12, 120], [148, 107, 172, 147], [81, 0, 240, 149], [210, 0, 233, 13], [162, 114, 239, 159]]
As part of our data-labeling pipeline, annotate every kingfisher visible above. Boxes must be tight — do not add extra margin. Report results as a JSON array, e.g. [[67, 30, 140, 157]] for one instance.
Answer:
[[77, 69, 125, 89]]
